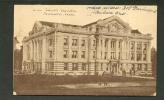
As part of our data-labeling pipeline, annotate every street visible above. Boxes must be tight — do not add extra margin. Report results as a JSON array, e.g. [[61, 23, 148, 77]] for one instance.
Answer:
[[15, 81, 156, 96]]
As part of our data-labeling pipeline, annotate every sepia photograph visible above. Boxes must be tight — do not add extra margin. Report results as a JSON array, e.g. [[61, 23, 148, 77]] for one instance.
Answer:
[[13, 5, 157, 96]]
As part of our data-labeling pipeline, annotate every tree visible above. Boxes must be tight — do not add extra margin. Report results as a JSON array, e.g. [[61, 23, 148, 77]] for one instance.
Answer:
[[151, 47, 157, 78]]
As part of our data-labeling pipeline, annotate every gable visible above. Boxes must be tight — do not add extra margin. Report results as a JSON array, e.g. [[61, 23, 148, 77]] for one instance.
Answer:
[[83, 16, 131, 34]]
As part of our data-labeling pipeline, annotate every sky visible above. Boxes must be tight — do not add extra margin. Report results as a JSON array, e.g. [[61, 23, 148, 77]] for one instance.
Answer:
[[14, 5, 157, 49]]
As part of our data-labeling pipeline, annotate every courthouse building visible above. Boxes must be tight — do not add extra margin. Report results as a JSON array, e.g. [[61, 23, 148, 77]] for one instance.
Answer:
[[22, 16, 153, 76]]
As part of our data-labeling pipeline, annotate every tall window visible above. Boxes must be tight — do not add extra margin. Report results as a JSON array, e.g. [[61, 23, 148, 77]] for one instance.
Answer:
[[72, 63, 78, 70], [49, 50, 53, 58], [64, 37, 68, 46], [105, 39, 108, 48], [72, 39, 78, 46], [89, 27, 92, 32], [82, 63, 86, 70], [93, 40, 96, 46], [72, 51, 78, 58], [104, 52, 107, 59], [64, 63, 68, 70], [137, 42, 142, 50], [111, 52, 116, 59], [96, 27, 99, 33], [63, 50, 68, 58], [93, 51, 96, 58], [111, 40, 116, 49], [49, 39, 53, 46], [118, 52, 121, 59], [27, 45, 30, 60], [137, 53, 142, 61], [81, 40, 85, 46], [81, 51, 85, 58], [131, 41, 135, 50], [143, 54, 147, 61], [101, 63, 103, 71], [131, 52, 135, 61], [143, 44, 147, 50]]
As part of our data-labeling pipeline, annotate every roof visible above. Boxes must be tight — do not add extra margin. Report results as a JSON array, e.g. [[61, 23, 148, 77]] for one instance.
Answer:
[[82, 15, 129, 28], [39, 21, 82, 27], [131, 29, 142, 34]]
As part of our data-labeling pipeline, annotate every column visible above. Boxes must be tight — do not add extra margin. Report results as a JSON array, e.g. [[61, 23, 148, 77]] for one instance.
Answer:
[[33, 40, 35, 61], [127, 41, 130, 60], [102, 37, 105, 60], [31, 41, 34, 60], [42, 37, 46, 74], [108, 39, 111, 60], [116, 40, 119, 59], [135, 41, 137, 61], [97, 37, 101, 59], [121, 40, 126, 60]]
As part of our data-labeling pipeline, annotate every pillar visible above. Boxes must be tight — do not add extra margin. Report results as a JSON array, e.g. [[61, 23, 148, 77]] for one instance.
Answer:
[[135, 41, 137, 61], [121, 40, 126, 60], [116, 40, 119, 59], [108, 39, 111, 60], [102, 37, 105, 60], [42, 37, 46, 74]]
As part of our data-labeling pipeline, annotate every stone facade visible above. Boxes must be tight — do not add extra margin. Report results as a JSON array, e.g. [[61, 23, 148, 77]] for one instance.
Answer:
[[22, 16, 153, 76]]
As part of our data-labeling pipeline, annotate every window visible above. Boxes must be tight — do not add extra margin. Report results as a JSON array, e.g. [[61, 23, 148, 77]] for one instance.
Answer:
[[49, 39, 53, 46], [93, 40, 96, 46], [131, 41, 135, 50], [27, 45, 30, 60], [137, 64, 142, 70], [101, 63, 103, 71], [111, 52, 116, 59], [47, 62, 54, 70], [63, 50, 68, 58], [81, 51, 85, 58], [89, 27, 92, 32], [64, 37, 68, 46], [49, 50, 53, 58], [137, 53, 142, 61], [93, 51, 96, 58], [105, 39, 108, 48], [111, 40, 116, 49], [131, 52, 135, 61], [72, 51, 78, 58], [82, 63, 86, 70], [72, 39, 78, 46], [81, 40, 85, 46], [144, 44, 147, 50], [72, 63, 78, 70], [104, 52, 107, 59], [137, 42, 142, 50], [118, 52, 121, 59], [143, 54, 147, 61], [96, 27, 99, 33], [64, 63, 68, 70], [144, 64, 148, 71]]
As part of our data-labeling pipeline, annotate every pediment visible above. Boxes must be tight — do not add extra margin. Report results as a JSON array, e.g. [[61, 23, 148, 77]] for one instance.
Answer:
[[97, 16, 131, 33], [32, 21, 43, 33]]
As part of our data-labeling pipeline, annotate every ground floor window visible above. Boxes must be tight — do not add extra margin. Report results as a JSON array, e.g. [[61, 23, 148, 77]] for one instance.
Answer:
[[64, 63, 69, 70], [82, 63, 86, 71], [72, 63, 78, 70]]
